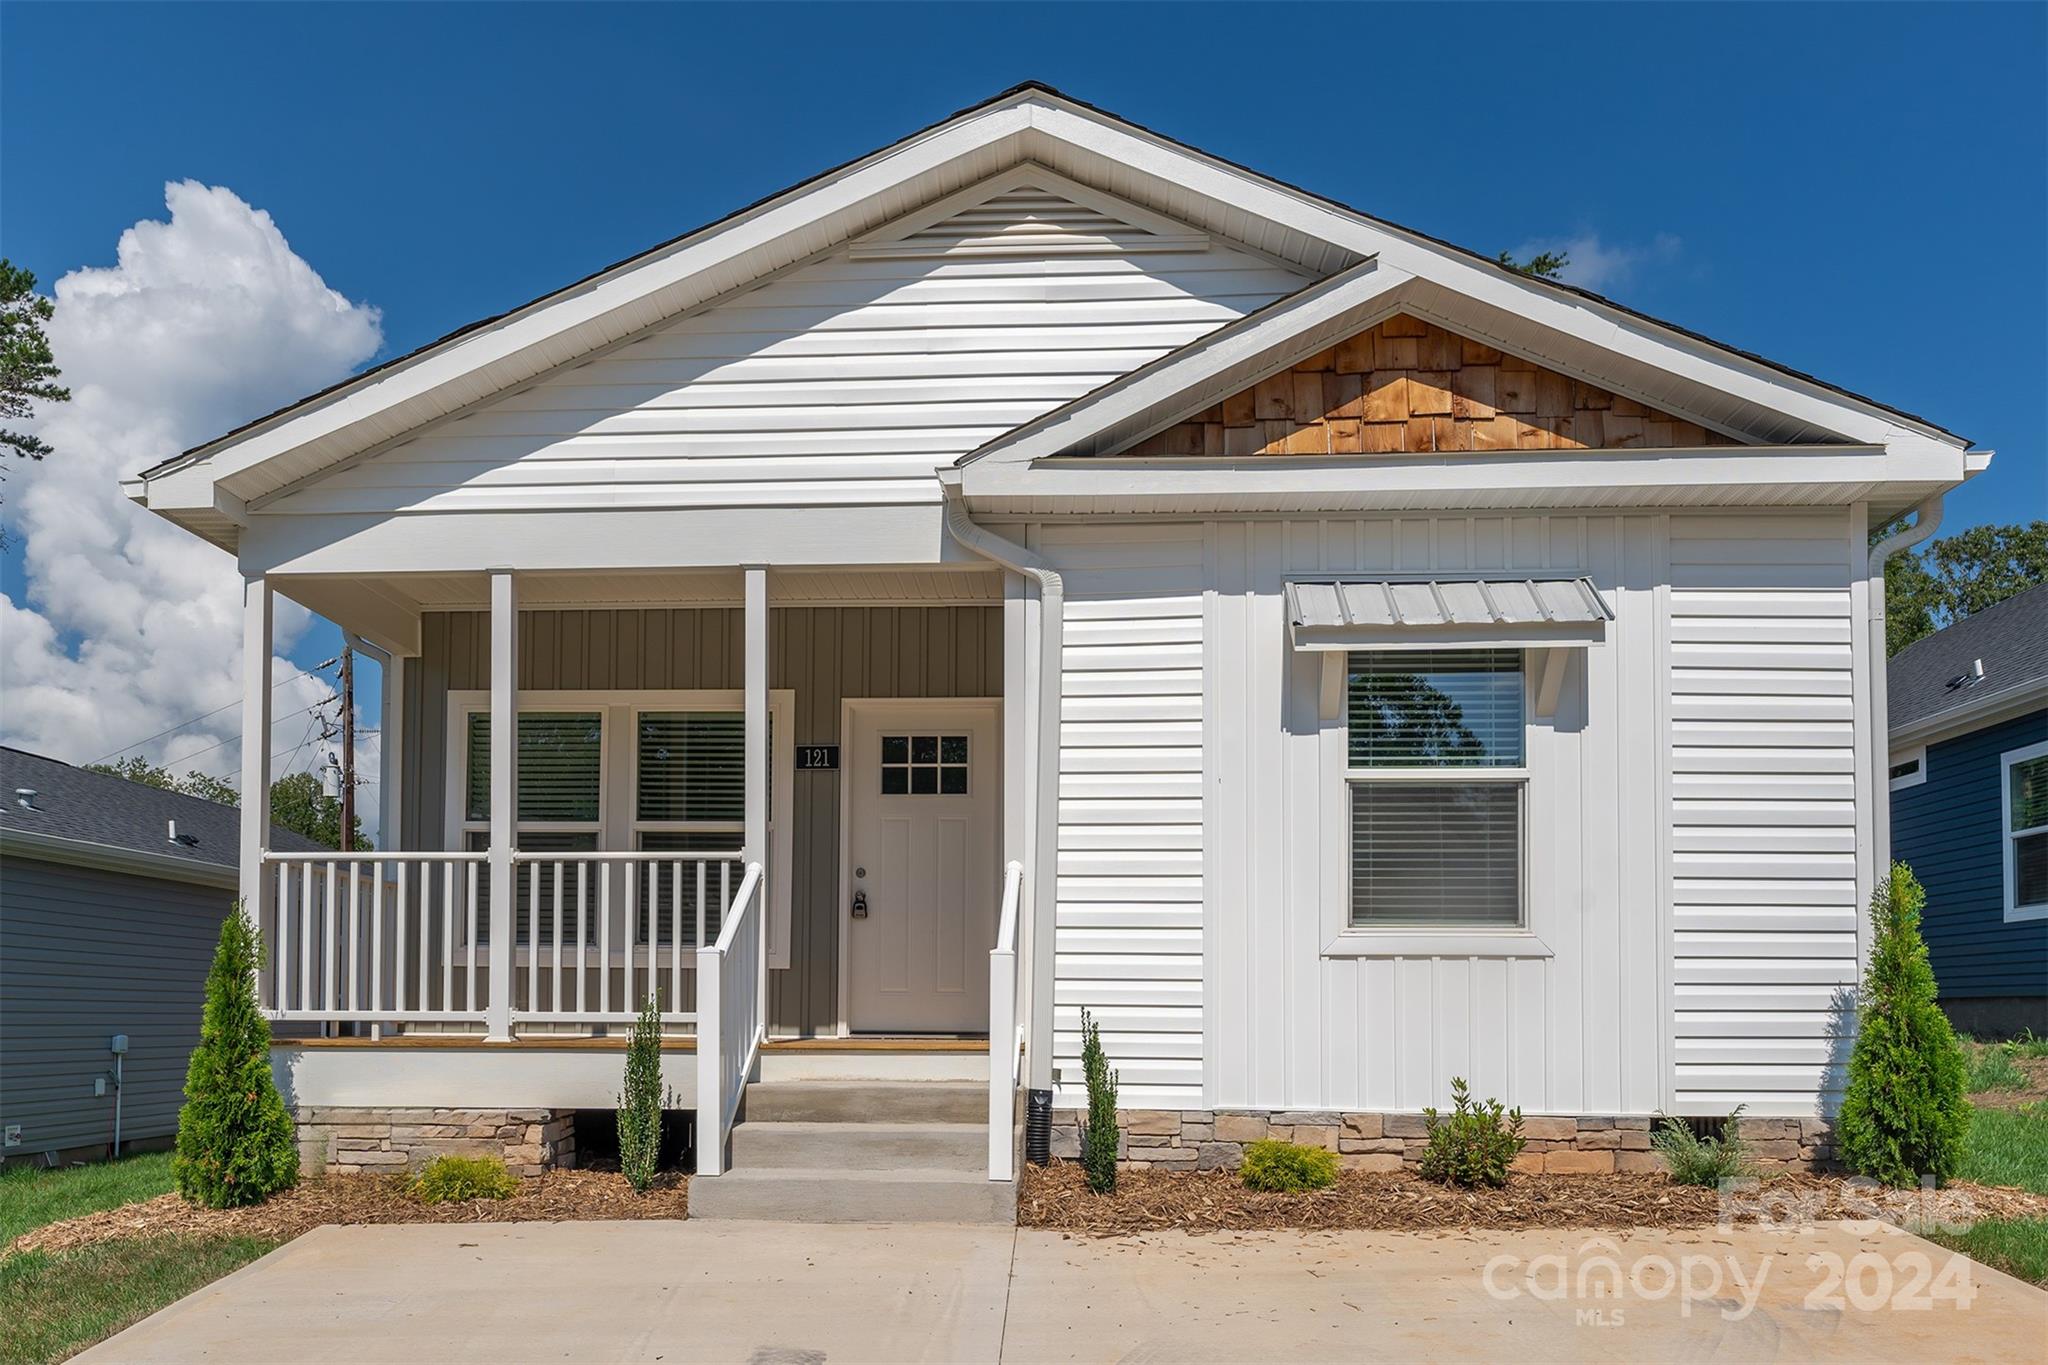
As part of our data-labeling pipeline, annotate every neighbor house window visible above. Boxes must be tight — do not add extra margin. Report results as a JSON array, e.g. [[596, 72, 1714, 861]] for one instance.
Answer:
[[1888, 747, 1926, 792], [1345, 649, 1524, 927], [2004, 739, 2048, 922], [462, 711, 604, 942]]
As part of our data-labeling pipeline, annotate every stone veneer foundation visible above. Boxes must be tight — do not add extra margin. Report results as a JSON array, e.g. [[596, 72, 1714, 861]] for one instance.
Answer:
[[296, 1108, 575, 1176], [1052, 1110, 1836, 1175]]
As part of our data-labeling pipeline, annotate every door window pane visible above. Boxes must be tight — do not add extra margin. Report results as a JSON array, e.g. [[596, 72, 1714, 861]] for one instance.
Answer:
[[882, 735, 968, 797]]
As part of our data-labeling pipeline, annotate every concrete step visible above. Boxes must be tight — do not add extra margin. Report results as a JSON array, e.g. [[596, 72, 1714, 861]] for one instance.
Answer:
[[731, 1120, 984, 1172], [742, 1080, 986, 1125], [688, 1165, 1017, 1224]]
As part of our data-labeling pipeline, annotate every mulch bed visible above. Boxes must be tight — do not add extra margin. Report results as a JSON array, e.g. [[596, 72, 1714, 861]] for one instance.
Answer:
[[7, 1169, 689, 1258], [1018, 1161, 2048, 1237]]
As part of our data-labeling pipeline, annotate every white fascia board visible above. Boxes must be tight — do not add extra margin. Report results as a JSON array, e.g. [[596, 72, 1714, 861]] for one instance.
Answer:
[[962, 444, 1969, 511], [0, 827, 239, 890], [1887, 678, 2048, 751], [1025, 97, 1966, 452]]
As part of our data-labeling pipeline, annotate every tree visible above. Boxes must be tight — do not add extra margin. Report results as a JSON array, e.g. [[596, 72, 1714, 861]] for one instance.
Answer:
[[1498, 249, 1570, 280], [0, 260, 70, 548], [1879, 520, 2048, 655], [1078, 1007, 1119, 1194], [173, 906, 299, 1207], [1836, 863, 1971, 1187], [618, 991, 668, 1191], [82, 758, 369, 849]]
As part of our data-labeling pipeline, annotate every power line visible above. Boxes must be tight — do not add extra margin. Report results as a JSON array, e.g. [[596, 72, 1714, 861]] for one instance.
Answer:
[[144, 697, 337, 775], [88, 663, 334, 765]]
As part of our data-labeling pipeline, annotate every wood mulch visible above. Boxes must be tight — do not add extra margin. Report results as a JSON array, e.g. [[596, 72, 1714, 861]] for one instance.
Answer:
[[1018, 1161, 2048, 1237], [7, 1169, 689, 1258]]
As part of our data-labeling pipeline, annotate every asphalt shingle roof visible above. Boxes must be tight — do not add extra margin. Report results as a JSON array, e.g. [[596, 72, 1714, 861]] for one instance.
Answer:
[[0, 747, 327, 872], [1887, 583, 2048, 733]]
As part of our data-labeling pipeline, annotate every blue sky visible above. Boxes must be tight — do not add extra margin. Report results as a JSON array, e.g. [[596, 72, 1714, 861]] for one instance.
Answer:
[[3, 2, 2044, 786]]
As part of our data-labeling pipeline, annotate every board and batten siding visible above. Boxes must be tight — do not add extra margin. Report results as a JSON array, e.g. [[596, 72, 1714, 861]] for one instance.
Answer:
[[269, 185, 1307, 518], [402, 604, 1001, 1036], [1044, 524, 1208, 1108], [0, 858, 232, 1159], [1667, 513, 1863, 1115]]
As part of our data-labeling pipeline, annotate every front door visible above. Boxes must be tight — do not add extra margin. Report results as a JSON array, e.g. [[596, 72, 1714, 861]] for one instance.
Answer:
[[844, 701, 1000, 1033]]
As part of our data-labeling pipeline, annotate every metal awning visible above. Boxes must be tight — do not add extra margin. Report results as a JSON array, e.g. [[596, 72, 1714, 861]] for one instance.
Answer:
[[1284, 576, 1613, 651]]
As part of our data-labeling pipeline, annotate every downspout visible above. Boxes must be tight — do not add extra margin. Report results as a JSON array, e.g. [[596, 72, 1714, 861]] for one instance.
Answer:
[[943, 488, 1062, 1096], [1865, 495, 1944, 905]]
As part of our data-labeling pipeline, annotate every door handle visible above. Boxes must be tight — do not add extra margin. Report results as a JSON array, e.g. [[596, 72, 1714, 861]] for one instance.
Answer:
[[850, 889, 868, 919]]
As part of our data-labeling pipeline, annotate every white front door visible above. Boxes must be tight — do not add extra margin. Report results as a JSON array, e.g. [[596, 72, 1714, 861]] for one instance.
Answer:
[[845, 701, 1000, 1033]]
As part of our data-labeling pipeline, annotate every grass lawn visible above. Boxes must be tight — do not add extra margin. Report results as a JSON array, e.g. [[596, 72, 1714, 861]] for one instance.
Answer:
[[1919, 1048, 2048, 1288], [0, 1154, 278, 1365]]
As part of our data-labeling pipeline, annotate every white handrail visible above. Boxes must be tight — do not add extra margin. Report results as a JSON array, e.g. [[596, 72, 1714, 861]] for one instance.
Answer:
[[988, 859, 1024, 1180], [695, 860, 765, 1177]]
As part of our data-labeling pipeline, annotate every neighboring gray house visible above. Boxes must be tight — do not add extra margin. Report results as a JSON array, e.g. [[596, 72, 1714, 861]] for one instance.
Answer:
[[1888, 584, 2048, 1036], [0, 748, 323, 1165]]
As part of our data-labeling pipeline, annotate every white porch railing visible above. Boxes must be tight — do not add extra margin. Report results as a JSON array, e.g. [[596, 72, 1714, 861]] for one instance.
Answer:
[[260, 848, 746, 1030], [693, 860, 765, 1178], [988, 859, 1024, 1180]]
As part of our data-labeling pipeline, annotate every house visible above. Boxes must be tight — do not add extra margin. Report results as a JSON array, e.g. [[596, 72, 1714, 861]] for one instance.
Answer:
[[1888, 584, 2048, 1036], [0, 748, 325, 1165], [124, 83, 1987, 1218]]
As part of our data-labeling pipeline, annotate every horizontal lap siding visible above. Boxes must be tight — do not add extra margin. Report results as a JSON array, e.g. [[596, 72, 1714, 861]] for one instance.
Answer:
[[274, 202, 1304, 517], [0, 859, 231, 1158], [1893, 709, 2048, 999], [1209, 515, 1665, 1116], [1048, 525, 1208, 1108], [405, 605, 1001, 1035], [1668, 513, 1860, 1115]]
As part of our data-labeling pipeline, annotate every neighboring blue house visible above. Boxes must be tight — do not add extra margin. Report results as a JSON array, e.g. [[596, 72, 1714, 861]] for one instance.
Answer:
[[1889, 583, 2048, 1037]]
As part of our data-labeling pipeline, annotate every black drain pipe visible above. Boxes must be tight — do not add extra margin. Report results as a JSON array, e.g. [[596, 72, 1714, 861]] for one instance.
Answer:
[[1025, 1088, 1053, 1166]]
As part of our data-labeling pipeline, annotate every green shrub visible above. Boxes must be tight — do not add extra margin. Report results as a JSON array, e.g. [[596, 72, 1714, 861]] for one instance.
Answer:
[[174, 907, 299, 1209], [1650, 1108, 1754, 1187], [1240, 1140, 1339, 1193], [1837, 862, 1972, 1187], [1417, 1078, 1525, 1188], [1968, 1045, 2029, 1093], [619, 992, 670, 1192], [1078, 1008, 1119, 1194], [412, 1155, 519, 1204]]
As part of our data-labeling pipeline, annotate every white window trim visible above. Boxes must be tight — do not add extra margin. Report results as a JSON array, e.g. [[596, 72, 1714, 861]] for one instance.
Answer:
[[1888, 745, 1927, 792], [1319, 649, 1554, 959], [444, 689, 796, 966], [2001, 737, 2048, 924]]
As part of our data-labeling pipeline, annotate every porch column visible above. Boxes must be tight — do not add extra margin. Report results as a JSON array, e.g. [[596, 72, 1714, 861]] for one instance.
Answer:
[[743, 566, 769, 1027], [487, 569, 517, 1040], [238, 575, 273, 933]]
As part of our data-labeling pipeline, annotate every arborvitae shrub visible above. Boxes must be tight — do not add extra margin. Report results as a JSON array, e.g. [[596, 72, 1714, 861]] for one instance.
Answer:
[[1837, 862, 1972, 1187], [619, 991, 668, 1192], [1417, 1078, 1525, 1188], [413, 1154, 519, 1204], [174, 906, 299, 1208], [1240, 1139, 1339, 1192], [1079, 1008, 1120, 1194]]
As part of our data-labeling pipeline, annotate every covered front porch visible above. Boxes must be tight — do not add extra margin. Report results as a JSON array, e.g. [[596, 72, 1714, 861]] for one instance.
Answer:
[[238, 564, 1035, 1179]]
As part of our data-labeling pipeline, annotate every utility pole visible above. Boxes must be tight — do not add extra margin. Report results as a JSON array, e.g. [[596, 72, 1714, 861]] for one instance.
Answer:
[[338, 645, 355, 852]]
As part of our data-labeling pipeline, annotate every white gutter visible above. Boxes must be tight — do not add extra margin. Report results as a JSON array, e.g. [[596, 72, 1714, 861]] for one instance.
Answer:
[[1866, 495, 1945, 885], [942, 488, 1062, 1094], [0, 827, 239, 890]]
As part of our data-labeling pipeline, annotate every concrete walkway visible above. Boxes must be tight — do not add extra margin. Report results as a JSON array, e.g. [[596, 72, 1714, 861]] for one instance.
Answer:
[[82, 1219, 2047, 1363]]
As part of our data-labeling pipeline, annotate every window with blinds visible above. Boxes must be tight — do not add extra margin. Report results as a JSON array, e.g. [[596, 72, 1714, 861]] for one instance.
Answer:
[[1346, 650, 1525, 928], [2009, 747, 2048, 916], [633, 711, 764, 943], [465, 712, 604, 822]]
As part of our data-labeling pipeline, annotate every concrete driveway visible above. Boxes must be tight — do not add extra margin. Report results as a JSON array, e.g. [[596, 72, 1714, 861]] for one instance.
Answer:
[[82, 1219, 2047, 1363]]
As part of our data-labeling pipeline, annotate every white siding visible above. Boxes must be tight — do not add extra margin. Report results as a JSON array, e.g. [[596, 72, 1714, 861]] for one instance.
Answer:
[[1668, 512, 1861, 1116], [1205, 515, 1669, 1116], [1046, 524, 1208, 1108], [272, 186, 1306, 517]]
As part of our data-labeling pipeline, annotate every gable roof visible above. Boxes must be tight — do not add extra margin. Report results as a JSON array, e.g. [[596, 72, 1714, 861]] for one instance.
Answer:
[[1888, 583, 2048, 738], [130, 81, 1972, 548], [0, 747, 326, 884]]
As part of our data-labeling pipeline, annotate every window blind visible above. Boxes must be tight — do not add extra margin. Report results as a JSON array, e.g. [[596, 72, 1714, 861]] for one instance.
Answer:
[[1347, 649, 1524, 768], [2014, 755, 2048, 909], [637, 712, 766, 823], [465, 713, 603, 822], [1349, 782, 1521, 926]]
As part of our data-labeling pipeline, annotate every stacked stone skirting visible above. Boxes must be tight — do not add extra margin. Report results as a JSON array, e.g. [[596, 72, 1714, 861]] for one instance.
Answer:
[[295, 1108, 575, 1176], [1052, 1110, 1835, 1175]]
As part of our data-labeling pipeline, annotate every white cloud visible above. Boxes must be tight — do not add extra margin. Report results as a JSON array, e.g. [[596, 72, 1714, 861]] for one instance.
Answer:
[[1507, 231, 1683, 292], [0, 182, 384, 830]]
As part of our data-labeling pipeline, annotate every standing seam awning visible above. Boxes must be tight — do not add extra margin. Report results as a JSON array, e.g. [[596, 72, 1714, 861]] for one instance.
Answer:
[[1284, 576, 1613, 651]]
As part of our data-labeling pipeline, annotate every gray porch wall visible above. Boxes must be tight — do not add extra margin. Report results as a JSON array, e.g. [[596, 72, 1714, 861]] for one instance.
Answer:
[[402, 605, 1003, 1035]]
